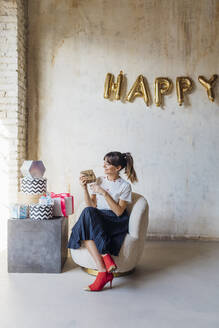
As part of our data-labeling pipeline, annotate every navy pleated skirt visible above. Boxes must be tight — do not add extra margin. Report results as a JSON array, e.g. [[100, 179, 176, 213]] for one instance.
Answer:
[[67, 207, 129, 256]]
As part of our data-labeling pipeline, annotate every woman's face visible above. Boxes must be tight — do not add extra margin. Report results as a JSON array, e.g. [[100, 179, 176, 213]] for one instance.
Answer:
[[103, 159, 121, 175]]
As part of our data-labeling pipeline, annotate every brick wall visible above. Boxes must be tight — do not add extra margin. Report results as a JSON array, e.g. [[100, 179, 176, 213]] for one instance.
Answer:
[[0, 0, 27, 200], [0, 0, 27, 250]]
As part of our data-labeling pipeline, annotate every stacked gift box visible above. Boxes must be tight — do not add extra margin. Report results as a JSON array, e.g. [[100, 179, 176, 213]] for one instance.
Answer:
[[11, 160, 74, 220]]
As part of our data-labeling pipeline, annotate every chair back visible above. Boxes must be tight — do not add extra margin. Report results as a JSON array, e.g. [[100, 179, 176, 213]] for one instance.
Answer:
[[126, 192, 149, 240]]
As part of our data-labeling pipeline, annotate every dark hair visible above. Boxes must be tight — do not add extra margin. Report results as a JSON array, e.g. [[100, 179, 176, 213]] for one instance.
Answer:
[[103, 151, 138, 183]]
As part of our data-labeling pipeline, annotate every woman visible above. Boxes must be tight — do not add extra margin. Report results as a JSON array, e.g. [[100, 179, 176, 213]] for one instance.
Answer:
[[68, 151, 138, 291]]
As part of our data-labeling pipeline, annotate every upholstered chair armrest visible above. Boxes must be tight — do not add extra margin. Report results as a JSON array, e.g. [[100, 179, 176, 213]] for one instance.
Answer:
[[128, 197, 149, 240]]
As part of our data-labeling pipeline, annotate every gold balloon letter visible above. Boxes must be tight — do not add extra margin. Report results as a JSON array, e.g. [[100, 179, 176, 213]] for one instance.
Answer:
[[104, 70, 123, 100], [176, 76, 193, 106], [126, 75, 150, 106], [198, 75, 218, 102], [154, 77, 172, 107]]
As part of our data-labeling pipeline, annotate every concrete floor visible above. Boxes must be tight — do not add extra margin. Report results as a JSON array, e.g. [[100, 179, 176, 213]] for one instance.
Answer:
[[0, 240, 219, 328]]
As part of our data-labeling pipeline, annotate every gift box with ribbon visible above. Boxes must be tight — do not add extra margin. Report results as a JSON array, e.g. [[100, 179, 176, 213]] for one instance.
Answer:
[[80, 170, 96, 183], [39, 194, 54, 206], [11, 204, 29, 219], [49, 192, 74, 217]]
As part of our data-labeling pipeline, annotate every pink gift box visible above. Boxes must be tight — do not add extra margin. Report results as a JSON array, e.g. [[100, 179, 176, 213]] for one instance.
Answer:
[[50, 193, 74, 217]]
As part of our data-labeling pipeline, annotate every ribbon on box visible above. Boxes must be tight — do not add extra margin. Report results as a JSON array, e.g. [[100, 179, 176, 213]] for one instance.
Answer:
[[50, 192, 74, 217]]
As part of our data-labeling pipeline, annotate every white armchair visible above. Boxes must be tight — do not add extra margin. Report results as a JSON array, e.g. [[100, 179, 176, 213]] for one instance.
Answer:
[[70, 192, 149, 276]]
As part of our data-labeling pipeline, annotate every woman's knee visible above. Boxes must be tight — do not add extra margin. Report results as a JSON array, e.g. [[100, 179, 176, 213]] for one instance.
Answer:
[[81, 206, 100, 224], [82, 206, 96, 215], [81, 206, 97, 222]]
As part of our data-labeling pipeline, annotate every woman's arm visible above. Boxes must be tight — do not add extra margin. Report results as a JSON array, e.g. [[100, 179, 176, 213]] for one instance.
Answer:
[[103, 192, 127, 216], [91, 184, 127, 216], [80, 176, 96, 208], [90, 194, 97, 208]]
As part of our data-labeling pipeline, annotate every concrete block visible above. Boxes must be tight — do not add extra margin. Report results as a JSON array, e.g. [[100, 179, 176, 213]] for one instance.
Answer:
[[8, 217, 68, 273]]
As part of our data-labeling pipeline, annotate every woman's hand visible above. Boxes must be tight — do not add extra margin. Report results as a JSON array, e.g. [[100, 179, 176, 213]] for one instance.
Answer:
[[79, 175, 88, 189], [90, 183, 106, 196]]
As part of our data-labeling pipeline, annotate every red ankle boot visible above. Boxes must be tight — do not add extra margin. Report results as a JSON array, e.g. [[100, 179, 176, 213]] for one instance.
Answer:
[[84, 272, 114, 291], [102, 254, 117, 273]]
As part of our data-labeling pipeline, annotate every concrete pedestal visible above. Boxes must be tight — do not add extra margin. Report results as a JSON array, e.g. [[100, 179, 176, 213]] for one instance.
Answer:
[[8, 217, 68, 273]]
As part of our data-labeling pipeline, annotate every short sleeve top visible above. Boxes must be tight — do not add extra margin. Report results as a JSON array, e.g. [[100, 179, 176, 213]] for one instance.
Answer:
[[88, 176, 132, 210]]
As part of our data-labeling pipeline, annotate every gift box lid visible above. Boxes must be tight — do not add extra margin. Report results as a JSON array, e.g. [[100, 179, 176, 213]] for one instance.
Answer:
[[21, 160, 46, 178], [29, 204, 53, 209]]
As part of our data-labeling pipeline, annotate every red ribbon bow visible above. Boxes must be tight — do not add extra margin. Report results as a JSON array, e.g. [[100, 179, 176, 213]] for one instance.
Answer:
[[50, 192, 74, 217]]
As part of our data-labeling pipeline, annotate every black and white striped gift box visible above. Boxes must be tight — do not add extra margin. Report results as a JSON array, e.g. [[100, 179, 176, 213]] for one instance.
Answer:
[[20, 177, 47, 194], [29, 204, 53, 220]]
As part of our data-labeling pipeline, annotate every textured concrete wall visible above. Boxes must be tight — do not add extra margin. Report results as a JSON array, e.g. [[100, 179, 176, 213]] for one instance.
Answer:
[[27, 0, 219, 239], [0, 0, 27, 250]]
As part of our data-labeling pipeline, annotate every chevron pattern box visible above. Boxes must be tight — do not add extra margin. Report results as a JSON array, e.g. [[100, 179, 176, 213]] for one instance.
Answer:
[[29, 204, 53, 220], [21, 177, 47, 194]]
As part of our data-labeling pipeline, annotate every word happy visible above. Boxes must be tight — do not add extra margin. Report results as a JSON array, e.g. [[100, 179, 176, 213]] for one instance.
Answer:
[[103, 71, 218, 107]]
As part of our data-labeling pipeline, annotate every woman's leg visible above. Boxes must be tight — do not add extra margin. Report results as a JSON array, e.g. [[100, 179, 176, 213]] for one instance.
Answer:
[[83, 240, 106, 272]]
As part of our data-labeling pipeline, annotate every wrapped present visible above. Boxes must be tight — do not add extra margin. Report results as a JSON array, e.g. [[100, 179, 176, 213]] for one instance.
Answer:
[[20, 177, 47, 194], [18, 192, 43, 204], [80, 169, 96, 183], [39, 194, 54, 206], [29, 204, 53, 220], [50, 192, 74, 217], [20, 160, 46, 178], [11, 204, 28, 219]]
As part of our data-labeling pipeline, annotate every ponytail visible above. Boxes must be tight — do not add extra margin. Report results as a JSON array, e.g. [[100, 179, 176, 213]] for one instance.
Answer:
[[122, 152, 138, 183], [104, 151, 138, 183]]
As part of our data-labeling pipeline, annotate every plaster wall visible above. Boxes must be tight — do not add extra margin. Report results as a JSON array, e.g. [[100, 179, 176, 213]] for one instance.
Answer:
[[27, 0, 219, 238]]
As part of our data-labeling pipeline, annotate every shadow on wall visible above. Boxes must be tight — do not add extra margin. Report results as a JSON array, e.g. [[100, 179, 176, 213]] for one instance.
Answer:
[[30, 0, 219, 69], [214, 77, 219, 107]]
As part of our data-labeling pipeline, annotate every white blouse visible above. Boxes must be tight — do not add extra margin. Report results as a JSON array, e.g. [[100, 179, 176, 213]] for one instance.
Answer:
[[88, 176, 132, 210]]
